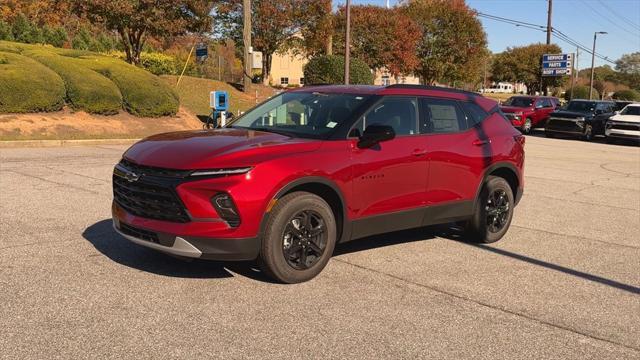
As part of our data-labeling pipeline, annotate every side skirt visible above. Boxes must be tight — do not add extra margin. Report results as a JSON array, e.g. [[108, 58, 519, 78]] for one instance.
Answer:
[[345, 200, 474, 242]]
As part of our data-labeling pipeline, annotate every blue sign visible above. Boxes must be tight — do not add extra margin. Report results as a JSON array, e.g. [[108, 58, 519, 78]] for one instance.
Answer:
[[196, 44, 208, 62], [543, 61, 571, 68], [542, 53, 573, 77], [542, 53, 572, 62]]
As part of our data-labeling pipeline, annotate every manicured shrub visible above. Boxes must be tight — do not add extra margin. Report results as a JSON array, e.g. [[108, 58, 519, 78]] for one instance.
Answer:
[[0, 51, 65, 113], [565, 85, 599, 101], [304, 55, 374, 85], [69, 52, 179, 117], [25, 49, 122, 114], [613, 89, 640, 101], [110, 51, 177, 75]]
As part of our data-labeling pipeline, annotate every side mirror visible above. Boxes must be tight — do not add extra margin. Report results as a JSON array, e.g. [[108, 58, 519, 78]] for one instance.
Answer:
[[357, 125, 395, 148], [614, 111, 620, 115]]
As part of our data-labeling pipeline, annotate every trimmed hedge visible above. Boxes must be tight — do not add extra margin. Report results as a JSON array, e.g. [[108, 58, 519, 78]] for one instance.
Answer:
[[0, 41, 179, 117], [565, 85, 599, 101], [0, 51, 65, 112], [613, 89, 640, 101], [25, 48, 123, 114], [304, 55, 374, 85]]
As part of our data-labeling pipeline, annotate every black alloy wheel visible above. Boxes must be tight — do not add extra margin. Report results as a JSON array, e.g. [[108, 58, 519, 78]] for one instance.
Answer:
[[282, 210, 327, 270], [485, 189, 510, 233]]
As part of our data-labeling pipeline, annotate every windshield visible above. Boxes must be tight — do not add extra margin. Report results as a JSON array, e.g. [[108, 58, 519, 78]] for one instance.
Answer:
[[228, 91, 371, 139], [504, 97, 534, 108], [620, 106, 640, 116], [566, 101, 597, 113]]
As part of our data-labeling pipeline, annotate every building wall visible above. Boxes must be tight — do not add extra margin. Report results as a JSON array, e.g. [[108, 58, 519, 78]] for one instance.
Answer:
[[269, 51, 307, 87], [373, 68, 420, 86]]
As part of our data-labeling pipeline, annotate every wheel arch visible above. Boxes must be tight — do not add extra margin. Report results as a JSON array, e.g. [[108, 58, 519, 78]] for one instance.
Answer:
[[475, 162, 522, 207], [260, 177, 349, 244]]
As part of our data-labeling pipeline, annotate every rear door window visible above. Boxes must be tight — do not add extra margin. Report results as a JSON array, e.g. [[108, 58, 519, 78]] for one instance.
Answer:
[[420, 98, 468, 134]]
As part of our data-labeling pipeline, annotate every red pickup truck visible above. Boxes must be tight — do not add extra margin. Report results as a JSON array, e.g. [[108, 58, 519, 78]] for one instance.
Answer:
[[500, 96, 560, 134]]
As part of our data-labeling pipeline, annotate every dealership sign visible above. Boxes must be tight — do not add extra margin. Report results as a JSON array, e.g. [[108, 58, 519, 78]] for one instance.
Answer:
[[541, 53, 573, 76]]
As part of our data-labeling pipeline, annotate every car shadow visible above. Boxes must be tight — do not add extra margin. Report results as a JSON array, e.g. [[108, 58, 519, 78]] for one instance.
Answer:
[[84, 219, 640, 294], [527, 128, 639, 147], [82, 219, 274, 282]]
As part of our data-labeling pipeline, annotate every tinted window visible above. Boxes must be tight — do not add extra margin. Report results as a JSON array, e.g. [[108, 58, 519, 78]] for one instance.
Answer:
[[421, 98, 467, 134], [541, 99, 553, 108], [460, 101, 488, 127], [504, 97, 534, 108], [354, 97, 418, 136], [230, 91, 370, 139], [566, 101, 597, 113], [620, 106, 640, 116]]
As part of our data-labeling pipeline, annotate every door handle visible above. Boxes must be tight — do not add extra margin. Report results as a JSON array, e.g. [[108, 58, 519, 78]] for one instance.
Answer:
[[412, 149, 427, 156], [472, 139, 491, 146]]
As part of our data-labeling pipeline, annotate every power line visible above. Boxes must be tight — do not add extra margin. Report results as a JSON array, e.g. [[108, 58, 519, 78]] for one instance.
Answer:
[[476, 11, 616, 65], [580, 0, 639, 39], [596, 0, 640, 32]]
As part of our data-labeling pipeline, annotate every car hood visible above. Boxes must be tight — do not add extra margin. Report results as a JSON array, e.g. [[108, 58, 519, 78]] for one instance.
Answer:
[[550, 110, 591, 119], [500, 106, 532, 113], [123, 128, 322, 169], [609, 114, 640, 123]]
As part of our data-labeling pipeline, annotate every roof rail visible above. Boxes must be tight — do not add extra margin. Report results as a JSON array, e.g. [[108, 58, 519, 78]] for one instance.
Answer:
[[385, 84, 479, 96]]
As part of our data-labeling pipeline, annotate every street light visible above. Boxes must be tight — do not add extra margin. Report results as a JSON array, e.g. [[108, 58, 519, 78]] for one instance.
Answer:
[[589, 31, 607, 100]]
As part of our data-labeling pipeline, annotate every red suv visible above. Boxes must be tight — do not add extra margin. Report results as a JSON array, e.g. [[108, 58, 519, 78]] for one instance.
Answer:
[[500, 96, 559, 134], [112, 85, 525, 283]]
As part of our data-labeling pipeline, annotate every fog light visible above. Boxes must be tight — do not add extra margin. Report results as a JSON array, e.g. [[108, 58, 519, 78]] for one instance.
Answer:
[[211, 193, 240, 227]]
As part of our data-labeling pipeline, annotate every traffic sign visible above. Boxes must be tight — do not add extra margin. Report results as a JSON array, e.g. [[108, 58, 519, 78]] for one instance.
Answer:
[[196, 44, 208, 62], [541, 53, 573, 77]]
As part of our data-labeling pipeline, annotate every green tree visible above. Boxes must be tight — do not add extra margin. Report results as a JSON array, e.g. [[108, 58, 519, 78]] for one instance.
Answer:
[[304, 55, 373, 85], [491, 43, 563, 94], [403, 0, 488, 85], [75, 0, 213, 64], [12, 13, 43, 44], [565, 85, 599, 101], [615, 52, 640, 90], [0, 20, 13, 41], [333, 5, 421, 77], [613, 89, 640, 101], [216, 0, 330, 84], [42, 26, 68, 47]]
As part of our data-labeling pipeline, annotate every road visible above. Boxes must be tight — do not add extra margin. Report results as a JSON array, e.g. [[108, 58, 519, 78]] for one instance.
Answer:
[[1, 134, 639, 359]]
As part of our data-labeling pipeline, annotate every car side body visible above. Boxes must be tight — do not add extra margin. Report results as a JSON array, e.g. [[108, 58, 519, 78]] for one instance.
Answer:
[[545, 99, 616, 141], [500, 96, 559, 134], [112, 84, 525, 282]]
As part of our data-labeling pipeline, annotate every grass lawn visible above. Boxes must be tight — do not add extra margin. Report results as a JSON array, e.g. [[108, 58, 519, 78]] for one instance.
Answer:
[[161, 75, 276, 117]]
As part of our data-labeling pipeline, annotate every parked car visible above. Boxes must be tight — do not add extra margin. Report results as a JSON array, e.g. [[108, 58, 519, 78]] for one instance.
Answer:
[[500, 96, 560, 134], [112, 84, 525, 283], [545, 99, 616, 141], [605, 103, 640, 144]]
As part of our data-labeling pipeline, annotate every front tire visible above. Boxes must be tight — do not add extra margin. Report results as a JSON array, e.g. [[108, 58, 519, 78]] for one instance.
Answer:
[[465, 176, 514, 244], [522, 118, 532, 134], [583, 124, 593, 141], [258, 192, 337, 283]]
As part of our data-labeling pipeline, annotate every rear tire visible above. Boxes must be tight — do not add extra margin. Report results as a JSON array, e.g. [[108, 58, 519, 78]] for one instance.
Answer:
[[258, 192, 336, 283], [464, 176, 514, 244]]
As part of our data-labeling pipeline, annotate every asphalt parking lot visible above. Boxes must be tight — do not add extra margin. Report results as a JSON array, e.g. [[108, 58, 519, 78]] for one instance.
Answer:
[[1, 134, 639, 359]]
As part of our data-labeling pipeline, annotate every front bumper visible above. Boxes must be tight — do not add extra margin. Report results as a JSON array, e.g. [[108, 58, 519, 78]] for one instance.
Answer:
[[605, 128, 640, 141], [112, 209, 260, 261]]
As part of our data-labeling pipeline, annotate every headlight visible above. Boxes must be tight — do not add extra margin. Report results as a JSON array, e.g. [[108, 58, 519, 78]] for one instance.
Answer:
[[190, 167, 252, 177]]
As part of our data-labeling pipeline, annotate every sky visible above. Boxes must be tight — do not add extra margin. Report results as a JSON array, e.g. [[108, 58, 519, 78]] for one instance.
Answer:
[[334, 0, 640, 70]]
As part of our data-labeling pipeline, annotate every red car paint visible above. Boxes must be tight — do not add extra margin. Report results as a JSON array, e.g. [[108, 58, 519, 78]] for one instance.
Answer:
[[112, 85, 525, 260], [500, 96, 559, 131]]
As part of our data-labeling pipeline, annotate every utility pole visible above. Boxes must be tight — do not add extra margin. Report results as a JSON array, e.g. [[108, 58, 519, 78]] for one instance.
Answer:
[[571, 47, 579, 100], [344, 0, 351, 85], [243, 0, 252, 93], [589, 31, 607, 100], [546, 0, 553, 45]]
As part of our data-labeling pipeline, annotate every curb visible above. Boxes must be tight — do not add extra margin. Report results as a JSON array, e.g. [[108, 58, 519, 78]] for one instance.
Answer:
[[0, 138, 141, 149]]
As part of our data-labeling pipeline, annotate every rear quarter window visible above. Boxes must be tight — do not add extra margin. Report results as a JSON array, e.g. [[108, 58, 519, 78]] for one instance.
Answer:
[[460, 101, 489, 127]]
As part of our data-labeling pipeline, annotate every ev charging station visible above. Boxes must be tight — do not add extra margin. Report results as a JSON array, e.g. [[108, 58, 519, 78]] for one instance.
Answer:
[[209, 90, 229, 127]]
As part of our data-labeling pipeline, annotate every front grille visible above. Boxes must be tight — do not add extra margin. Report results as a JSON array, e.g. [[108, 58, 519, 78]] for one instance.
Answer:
[[548, 118, 582, 132], [119, 223, 160, 243], [610, 122, 640, 131], [113, 160, 190, 223], [120, 158, 192, 178]]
